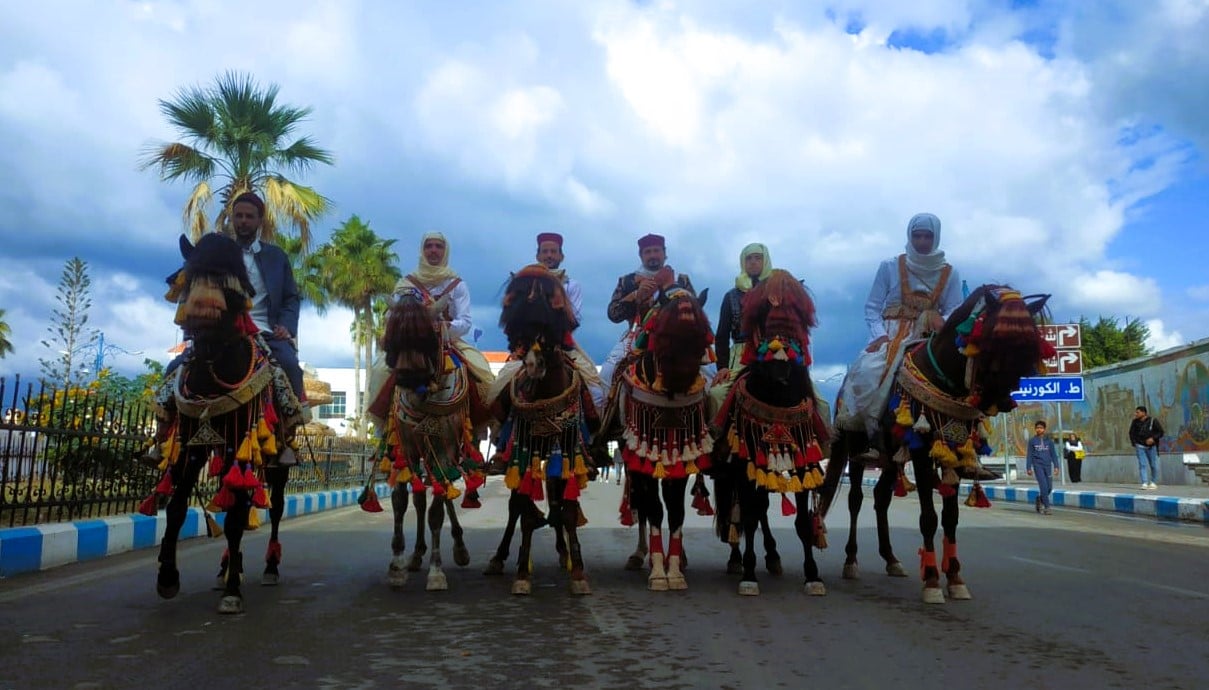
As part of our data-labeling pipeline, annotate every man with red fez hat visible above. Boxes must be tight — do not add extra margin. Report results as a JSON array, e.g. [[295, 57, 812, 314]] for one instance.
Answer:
[[536, 232, 582, 324], [599, 233, 697, 392]]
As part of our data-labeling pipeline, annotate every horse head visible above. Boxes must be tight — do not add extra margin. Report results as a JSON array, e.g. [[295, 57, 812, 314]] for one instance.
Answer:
[[167, 233, 256, 343], [740, 270, 817, 402], [381, 289, 443, 392], [646, 285, 713, 396], [499, 264, 575, 385], [935, 284, 1054, 415]]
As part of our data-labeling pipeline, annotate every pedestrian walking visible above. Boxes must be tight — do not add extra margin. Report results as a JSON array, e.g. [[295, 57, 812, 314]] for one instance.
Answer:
[[1063, 431, 1086, 483], [1026, 420, 1059, 515]]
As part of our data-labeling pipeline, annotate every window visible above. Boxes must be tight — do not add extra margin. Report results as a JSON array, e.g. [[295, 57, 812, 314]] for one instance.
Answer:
[[318, 391, 346, 419]]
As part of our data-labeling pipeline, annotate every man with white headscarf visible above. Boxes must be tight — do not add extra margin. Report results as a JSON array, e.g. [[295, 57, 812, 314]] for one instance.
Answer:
[[707, 243, 771, 415], [837, 213, 964, 460]]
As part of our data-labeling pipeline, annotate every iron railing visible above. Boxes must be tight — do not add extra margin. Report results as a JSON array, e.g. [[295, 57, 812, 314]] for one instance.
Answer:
[[1, 377, 375, 528]]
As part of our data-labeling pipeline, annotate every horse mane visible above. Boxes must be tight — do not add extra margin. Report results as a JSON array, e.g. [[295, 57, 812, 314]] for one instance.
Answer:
[[944, 284, 1049, 404], [173, 233, 255, 336], [650, 293, 712, 394], [381, 295, 441, 376], [741, 269, 817, 350], [499, 264, 574, 352]]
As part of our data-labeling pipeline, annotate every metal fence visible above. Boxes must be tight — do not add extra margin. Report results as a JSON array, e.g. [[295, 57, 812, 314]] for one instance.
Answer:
[[1, 377, 375, 528]]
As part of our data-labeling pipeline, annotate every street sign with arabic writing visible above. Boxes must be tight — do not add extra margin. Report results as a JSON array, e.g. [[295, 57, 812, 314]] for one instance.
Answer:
[[1040, 323, 1081, 350], [1011, 376, 1085, 402]]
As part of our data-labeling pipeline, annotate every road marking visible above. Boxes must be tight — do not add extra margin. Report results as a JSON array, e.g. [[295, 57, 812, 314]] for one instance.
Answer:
[[1008, 556, 1090, 573], [1114, 577, 1209, 600]]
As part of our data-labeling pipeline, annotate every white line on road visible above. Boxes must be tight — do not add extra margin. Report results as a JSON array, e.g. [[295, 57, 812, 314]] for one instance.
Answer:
[[1114, 576, 1209, 600], [1009, 556, 1090, 573]]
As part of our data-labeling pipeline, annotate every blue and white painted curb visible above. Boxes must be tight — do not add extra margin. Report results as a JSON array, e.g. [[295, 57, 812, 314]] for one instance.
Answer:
[[858, 477, 1209, 524], [0, 483, 390, 578]]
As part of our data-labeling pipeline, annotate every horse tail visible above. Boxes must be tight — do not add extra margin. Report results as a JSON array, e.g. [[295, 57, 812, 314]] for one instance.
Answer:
[[817, 431, 849, 519]]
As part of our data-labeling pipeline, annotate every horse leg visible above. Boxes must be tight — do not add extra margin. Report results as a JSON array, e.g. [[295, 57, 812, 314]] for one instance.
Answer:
[[912, 452, 944, 604], [512, 496, 541, 595], [218, 494, 249, 614], [386, 485, 410, 587], [842, 459, 864, 580], [157, 453, 203, 599], [408, 488, 428, 571], [425, 495, 448, 591], [940, 490, 970, 599], [663, 477, 688, 591], [446, 498, 470, 567], [625, 477, 649, 570], [262, 466, 288, 586], [637, 475, 667, 591], [547, 483, 569, 571], [485, 489, 521, 575], [737, 479, 761, 596], [794, 487, 826, 596], [562, 490, 591, 595], [873, 465, 906, 577], [760, 512, 781, 575]]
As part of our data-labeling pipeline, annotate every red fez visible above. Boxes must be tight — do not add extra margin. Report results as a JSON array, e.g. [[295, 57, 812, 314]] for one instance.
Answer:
[[637, 233, 665, 250], [536, 232, 563, 247]]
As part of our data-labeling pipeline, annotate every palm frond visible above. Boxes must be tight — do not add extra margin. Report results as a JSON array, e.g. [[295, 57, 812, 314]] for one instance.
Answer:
[[183, 180, 214, 240], [262, 176, 331, 249], [139, 141, 217, 182]]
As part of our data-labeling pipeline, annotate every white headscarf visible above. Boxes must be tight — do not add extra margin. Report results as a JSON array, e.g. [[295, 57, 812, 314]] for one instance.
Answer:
[[903, 213, 947, 274], [735, 242, 772, 291], [410, 232, 458, 286]]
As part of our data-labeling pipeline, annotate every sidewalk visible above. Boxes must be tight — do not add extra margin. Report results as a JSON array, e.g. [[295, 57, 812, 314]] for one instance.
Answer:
[[859, 476, 1209, 524]]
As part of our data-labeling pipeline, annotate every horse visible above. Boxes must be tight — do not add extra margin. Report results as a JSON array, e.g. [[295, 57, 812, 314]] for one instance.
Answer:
[[607, 279, 714, 591], [820, 284, 1051, 603], [486, 265, 598, 595], [149, 233, 304, 614], [711, 270, 831, 596], [371, 288, 493, 591]]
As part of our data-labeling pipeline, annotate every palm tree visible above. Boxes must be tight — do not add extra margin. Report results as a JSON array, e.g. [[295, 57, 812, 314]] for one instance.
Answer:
[[141, 71, 334, 248], [279, 235, 330, 321], [0, 308, 14, 359], [315, 216, 400, 427]]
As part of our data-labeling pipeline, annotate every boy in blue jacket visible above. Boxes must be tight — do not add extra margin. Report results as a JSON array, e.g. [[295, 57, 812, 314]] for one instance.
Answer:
[[1027, 420, 1059, 515]]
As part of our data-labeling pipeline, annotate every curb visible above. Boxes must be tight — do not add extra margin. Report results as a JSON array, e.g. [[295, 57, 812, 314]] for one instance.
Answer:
[[0, 484, 389, 578], [859, 477, 1209, 524]]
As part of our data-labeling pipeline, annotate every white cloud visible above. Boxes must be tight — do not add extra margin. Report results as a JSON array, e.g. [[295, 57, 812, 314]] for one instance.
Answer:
[[1144, 318, 1186, 352], [1066, 270, 1162, 315]]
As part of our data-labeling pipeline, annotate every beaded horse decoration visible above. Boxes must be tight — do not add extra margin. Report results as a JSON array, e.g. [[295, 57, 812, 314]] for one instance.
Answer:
[[149, 233, 302, 615], [489, 264, 598, 595], [712, 269, 831, 596]]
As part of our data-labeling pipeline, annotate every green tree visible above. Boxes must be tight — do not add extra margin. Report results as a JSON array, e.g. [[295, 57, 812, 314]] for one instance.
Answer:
[[314, 216, 400, 428], [280, 234, 330, 321], [39, 257, 98, 388], [141, 71, 334, 247], [0, 308, 13, 359], [1078, 315, 1151, 368]]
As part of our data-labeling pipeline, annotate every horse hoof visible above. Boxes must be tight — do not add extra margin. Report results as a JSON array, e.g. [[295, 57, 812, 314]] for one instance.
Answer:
[[726, 560, 743, 575], [426, 570, 449, 592], [886, 561, 908, 578], [738, 580, 760, 596], [483, 558, 505, 576], [765, 556, 783, 576], [842, 563, 860, 580], [406, 553, 425, 572], [804, 581, 827, 596], [388, 557, 409, 588], [948, 584, 972, 600], [453, 543, 471, 568], [261, 572, 279, 587], [667, 575, 687, 591], [157, 567, 180, 600], [512, 579, 532, 595], [569, 579, 592, 596], [625, 555, 645, 571], [217, 595, 244, 615], [922, 586, 946, 604], [648, 576, 669, 592]]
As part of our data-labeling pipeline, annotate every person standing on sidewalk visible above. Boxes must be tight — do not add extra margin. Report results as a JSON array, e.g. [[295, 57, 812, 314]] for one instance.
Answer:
[[1027, 420, 1059, 515], [1063, 431, 1086, 483], [1128, 406, 1164, 490]]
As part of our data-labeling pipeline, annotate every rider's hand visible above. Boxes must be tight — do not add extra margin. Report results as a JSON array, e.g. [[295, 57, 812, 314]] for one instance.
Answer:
[[865, 335, 889, 352], [711, 368, 731, 385], [271, 324, 292, 340], [634, 278, 656, 302], [1026, 469, 1033, 477]]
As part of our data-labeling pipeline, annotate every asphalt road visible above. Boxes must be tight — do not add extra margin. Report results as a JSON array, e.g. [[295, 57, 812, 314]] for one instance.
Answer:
[[1, 476, 1206, 690]]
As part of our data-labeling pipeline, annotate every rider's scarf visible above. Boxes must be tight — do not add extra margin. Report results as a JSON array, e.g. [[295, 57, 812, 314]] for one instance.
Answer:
[[903, 212, 948, 277], [409, 232, 459, 287]]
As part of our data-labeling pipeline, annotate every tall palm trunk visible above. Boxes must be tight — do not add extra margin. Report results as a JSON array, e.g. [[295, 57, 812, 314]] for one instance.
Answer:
[[361, 302, 374, 429], [351, 305, 362, 436]]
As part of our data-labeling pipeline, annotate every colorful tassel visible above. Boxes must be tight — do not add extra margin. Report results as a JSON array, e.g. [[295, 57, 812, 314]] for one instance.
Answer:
[[137, 494, 158, 516], [247, 507, 262, 530], [781, 494, 797, 516], [505, 465, 521, 490], [205, 512, 223, 538]]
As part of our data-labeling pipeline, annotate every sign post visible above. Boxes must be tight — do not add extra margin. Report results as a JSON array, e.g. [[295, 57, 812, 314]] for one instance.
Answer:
[[1021, 323, 1084, 487]]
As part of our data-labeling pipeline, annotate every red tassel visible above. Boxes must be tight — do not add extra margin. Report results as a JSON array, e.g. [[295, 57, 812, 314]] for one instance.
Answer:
[[755, 448, 768, 467], [154, 472, 174, 496], [223, 465, 245, 490], [236, 312, 259, 336], [938, 482, 957, 498], [530, 476, 545, 501], [804, 441, 823, 463], [781, 493, 797, 516], [973, 483, 992, 508], [208, 453, 224, 478], [410, 475, 426, 493], [251, 486, 269, 508], [563, 479, 580, 501], [360, 492, 384, 513], [243, 467, 260, 489], [464, 472, 485, 492], [619, 492, 635, 526], [461, 492, 482, 509], [137, 494, 158, 516], [431, 481, 446, 497], [211, 485, 236, 510], [894, 473, 908, 497], [262, 398, 279, 427]]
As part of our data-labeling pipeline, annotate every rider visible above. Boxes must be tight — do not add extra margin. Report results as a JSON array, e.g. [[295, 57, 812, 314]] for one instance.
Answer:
[[599, 233, 697, 392], [840, 213, 964, 461], [534, 232, 603, 408], [709, 243, 772, 415]]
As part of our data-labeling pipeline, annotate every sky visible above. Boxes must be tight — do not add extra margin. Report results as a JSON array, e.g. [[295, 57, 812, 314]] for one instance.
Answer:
[[2, 0, 1208, 406]]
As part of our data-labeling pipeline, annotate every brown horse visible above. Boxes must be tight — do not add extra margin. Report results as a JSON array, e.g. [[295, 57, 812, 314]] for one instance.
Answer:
[[605, 280, 713, 591], [151, 233, 303, 614], [820, 285, 1051, 603], [711, 270, 830, 596], [371, 288, 493, 591]]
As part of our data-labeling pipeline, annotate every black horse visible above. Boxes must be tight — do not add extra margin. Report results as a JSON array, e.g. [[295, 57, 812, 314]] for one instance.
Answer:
[[712, 270, 830, 596], [820, 285, 1051, 603], [150, 233, 303, 614]]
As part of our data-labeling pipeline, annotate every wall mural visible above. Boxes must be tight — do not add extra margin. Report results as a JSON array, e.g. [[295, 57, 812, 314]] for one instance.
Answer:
[[993, 339, 1209, 457]]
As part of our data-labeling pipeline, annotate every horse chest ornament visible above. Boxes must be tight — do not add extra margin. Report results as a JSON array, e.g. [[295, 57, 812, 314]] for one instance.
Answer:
[[716, 377, 827, 494], [498, 367, 593, 501], [619, 365, 714, 480]]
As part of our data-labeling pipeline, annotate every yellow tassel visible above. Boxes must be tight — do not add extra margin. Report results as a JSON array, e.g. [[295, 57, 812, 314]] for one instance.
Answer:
[[256, 417, 272, 441], [963, 343, 980, 357], [942, 467, 959, 485], [788, 474, 804, 493], [686, 460, 699, 475], [729, 428, 740, 454], [957, 438, 977, 466], [653, 462, 667, 479], [378, 457, 391, 473], [505, 465, 521, 490], [578, 474, 588, 490], [398, 467, 413, 484], [236, 434, 254, 462], [929, 438, 947, 461], [444, 354, 455, 371], [574, 454, 588, 476], [157, 458, 170, 472], [388, 430, 402, 448], [261, 433, 277, 456], [895, 401, 913, 427], [446, 484, 461, 500], [746, 462, 757, 482], [386, 469, 399, 487], [247, 508, 261, 530], [778, 474, 790, 493]]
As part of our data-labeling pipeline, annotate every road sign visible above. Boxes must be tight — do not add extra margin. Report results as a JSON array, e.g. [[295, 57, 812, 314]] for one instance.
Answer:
[[1041, 350, 1083, 375], [1040, 323, 1081, 350], [1012, 376, 1085, 402]]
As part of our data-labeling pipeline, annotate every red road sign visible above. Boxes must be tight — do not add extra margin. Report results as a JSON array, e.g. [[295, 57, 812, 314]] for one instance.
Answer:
[[1040, 323, 1081, 349], [1041, 350, 1083, 375]]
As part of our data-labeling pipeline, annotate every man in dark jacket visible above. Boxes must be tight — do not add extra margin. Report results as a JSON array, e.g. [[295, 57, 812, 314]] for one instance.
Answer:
[[1128, 406, 1164, 490]]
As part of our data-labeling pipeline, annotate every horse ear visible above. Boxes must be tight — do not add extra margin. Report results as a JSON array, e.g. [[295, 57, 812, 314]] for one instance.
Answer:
[[1025, 294, 1051, 316], [697, 287, 709, 309], [179, 234, 194, 260]]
